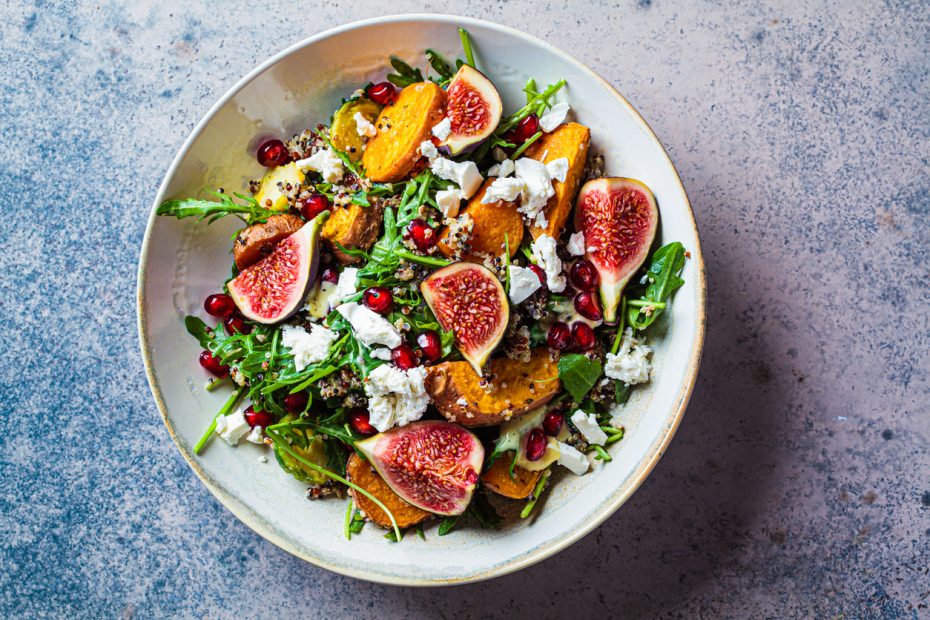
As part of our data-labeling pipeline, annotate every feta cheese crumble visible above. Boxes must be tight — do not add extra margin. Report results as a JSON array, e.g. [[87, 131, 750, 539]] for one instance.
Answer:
[[281, 323, 337, 371], [539, 102, 570, 132], [364, 364, 430, 432], [430, 157, 483, 198], [353, 112, 377, 138], [507, 265, 542, 304], [571, 410, 608, 446], [214, 411, 250, 446], [370, 347, 393, 361], [530, 234, 567, 292], [485, 157, 570, 228], [246, 425, 265, 445], [557, 441, 589, 475], [431, 117, 452, 140], [481, 176, 525, 203], [336, 302, 402, 349], [604, 328, 652, 385], [435, 188, 465, 218], [332, 267, 358, 306], [567, 231, 586, 256], [419, 140, 439, 161], [295, 148, 344, 183], [487, 158, 515, 178], [546, 158, 569, 183]]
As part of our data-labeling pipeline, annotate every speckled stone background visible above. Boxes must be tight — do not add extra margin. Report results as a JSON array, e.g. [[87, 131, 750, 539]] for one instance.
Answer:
[[2, 0, 928, 617]]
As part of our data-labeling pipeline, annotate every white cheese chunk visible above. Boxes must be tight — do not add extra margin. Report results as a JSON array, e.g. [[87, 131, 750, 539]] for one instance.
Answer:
[[530, 234, 566, 292], [508, 265, 542, 304], [546, 157, 569, 183], [419, 140, 439, 161], [281, 323, 337, 371], [430, 157, 483, 198], [567, 231, 586, 256], [370, 347, 393, 361], [332, 267, 358, 306], [488, 158, 516, 178], [481, 176, 525, 203], [435, 188, 465, 218], [431, 117, 452, 140], [557, 441, 589, 475], [514, 158, 556, 228], [571, 410, 608, 446], [354, 111, 377, 138], [215, 411, 250, 446], [245, 425, 265, 445], [492, 147, 508, 162], [365, 365, 430, 432], [539, 102, 570, 132], [295, 148, 344, 183], [604, 328, 653, 385], [336, 302, 402, 349]]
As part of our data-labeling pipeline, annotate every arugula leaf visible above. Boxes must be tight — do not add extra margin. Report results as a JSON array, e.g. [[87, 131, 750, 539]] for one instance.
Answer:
[[386, 56, 424, 87], [157, 191, 277, 225], [426, 48, 455, 81], [626, 242, 687, 330], [557, 354, 603, 402], [438, 515, 459, 536]]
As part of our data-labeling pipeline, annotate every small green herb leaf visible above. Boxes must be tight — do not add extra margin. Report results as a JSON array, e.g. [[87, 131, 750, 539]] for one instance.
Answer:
[[627, 242, 687, 330], [557, 354, 603, 402]]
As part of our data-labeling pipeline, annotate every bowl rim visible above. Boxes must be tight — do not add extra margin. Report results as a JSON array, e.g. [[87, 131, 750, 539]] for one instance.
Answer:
[[136, 13, 706, 586]]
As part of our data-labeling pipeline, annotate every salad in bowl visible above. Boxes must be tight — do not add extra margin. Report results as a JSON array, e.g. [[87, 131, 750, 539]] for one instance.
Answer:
[[156, 29, 688, 541]]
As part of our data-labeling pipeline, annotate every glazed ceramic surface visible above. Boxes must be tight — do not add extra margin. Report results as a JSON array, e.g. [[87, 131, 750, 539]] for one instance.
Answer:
[[137, 14, 705, 585]]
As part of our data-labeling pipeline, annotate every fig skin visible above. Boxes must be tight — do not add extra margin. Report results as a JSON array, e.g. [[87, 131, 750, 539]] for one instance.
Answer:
[[227, 213, 327, 324], [355, 421, 484, 516], [233, 213, 305, 270], [443, 65, 503, 155], [421, 262, 509, 376], [346, 453, 431, 530], [574, 177, 658, 323]]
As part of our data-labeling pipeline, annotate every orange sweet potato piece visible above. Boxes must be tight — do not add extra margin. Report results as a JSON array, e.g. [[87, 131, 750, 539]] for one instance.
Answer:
[[346, 453, 431, 529], [322, 203, 384, 264], [482, 452, 542, 499], [424, 348, 560, 427], [437, 178, 523, 261], [362, 82, 446, 182], [232, 213, 304, 270], [524, 122, 591, 240]]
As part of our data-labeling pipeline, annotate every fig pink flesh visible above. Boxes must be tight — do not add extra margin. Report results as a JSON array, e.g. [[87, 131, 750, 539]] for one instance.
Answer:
[[443, 65, 502, 155], [356, 421, 485, 516], [420, 263, 508, 375], [574, 178, 658, 322]]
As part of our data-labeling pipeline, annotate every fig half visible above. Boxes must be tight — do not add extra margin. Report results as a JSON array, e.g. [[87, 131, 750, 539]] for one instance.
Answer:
[[574, 178, 658, 323], [227, 213, 327, 324], [355, 421, 485, 516], [442, 65, 502, 155], [421, 262, 508, 376]]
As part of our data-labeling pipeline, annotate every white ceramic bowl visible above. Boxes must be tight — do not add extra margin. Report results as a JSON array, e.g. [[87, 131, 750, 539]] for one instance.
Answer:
[[137, 14, 705, 586]]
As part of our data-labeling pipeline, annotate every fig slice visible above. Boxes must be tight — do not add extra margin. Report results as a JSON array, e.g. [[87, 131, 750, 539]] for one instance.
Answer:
[[420, 262, 508, 376], [442, 65, 502, 155], [227, 213, 327, 324], [355, 420, 485, 516], [574, 178, 658, 323]]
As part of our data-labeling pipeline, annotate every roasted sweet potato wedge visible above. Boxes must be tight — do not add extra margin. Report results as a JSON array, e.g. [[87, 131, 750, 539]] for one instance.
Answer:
[[233, 213, 305, 270], [437, 178, 523, 261], [346, 453, 431, 530], [482, 452, 542, 499], [524, 122, 591, 240], [322, 203, 384, 264], [362, 82, 446, 182], [424, 348, 560, 427]]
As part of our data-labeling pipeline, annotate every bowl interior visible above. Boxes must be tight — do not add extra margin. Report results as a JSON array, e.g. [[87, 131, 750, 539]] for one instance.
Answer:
[[138, 15, 704, 585]]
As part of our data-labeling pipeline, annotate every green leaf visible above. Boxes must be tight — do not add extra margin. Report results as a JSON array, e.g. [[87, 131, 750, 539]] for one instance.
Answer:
[[627, 242, 687, 330], [426, 48, 455, 80], [157, 191, 277, 225], [557, 354, 603, 402], [438, 515, 459, 536]]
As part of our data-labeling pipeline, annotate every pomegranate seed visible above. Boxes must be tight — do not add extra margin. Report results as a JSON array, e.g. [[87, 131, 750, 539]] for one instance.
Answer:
[[349, 409, 377, 436], [300, 193, 330, 221], [573, 291, 603, 321], [525, 428, 548, 461], [513, 114, 540, 143], [244, 405, 273, 428], [204, 293, 235, 318], [257, 139, 290, 167], [391, 344, 419, 370], [406, 219, 437, 252], [528, 264, 547, 288], [198, 350, 228, 377], [366, 81, 397, 105], [283, 391, 308, 413], [321, 268, 339, 284], [546, 321, 572, 350], [416, 330, 442, 362], [363, 287, 393, 314], [543, 411, 564, 437], [569, 259, 599, 292], [571, 322, 596, 351], [224, 314, 252, 335]]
